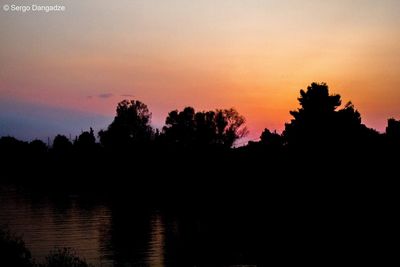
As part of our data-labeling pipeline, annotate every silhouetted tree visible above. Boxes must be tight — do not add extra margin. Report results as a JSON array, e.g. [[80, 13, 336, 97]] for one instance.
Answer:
[[386, 118, 400, 147], [283, 82, 368, 149], [74, 128, 96, 150], [386, 118, 400, 139], [28, 140, 48, 163], [99, 100, 153, 148], [1, 137, 32, 177], [0, 136, 28, 156], [194, 111, 218, 146], [162, 107, 247, 148], [29, 139, 47, 154], [52, 135, 72, 153], [260, 128, 283, 148], [215, 108, 248, 147], [163, 107, 197, 147]]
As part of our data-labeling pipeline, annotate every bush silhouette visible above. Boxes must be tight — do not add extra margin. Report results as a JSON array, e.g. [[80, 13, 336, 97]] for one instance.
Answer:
[[39, 248, 93, 267], [260, 128, 283, 148], [1, 227, 94, 267], [0, 226, 33, 267]]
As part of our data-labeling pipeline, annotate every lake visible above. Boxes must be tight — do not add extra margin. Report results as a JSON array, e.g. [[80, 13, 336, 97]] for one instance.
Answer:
[[0, 184, 264, 267], [3, 181, 388, 266]]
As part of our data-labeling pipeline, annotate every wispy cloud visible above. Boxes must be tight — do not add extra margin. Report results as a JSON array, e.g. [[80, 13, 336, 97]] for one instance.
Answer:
[[98, 93, 113, 99], [121, 94, 135, 98]]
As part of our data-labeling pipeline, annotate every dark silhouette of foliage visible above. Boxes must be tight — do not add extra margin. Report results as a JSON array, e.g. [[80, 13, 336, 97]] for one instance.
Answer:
[[0, 136, 28, 154], [74, 128, 96, 150], [0, 137, 30, 170], [162, 107, 247, 148], [283, 83, 368, 149], [29, 140, 47, 154], [194, 110, 218, 146], [386, 118, 400, 139], [99, 100, 153, 148], [1, 226, 95, 267], [215, 108, 248, 147], [163, 107, 197, 147], [52, 135, 72, 153], [386, 118, 400, 148], [40, 248, 93, 267], [0, 226, 33, 267], [260, 128, 283, 148]]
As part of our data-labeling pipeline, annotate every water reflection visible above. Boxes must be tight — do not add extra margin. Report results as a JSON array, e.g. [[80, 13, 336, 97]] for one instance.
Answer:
[[0, 185, 114, 266], [147, 213, 165, 267], [0, 185, 265, 267]]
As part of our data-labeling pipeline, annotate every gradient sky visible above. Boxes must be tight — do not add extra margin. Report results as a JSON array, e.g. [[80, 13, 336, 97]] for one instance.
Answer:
[[1, 0, 400, 142]]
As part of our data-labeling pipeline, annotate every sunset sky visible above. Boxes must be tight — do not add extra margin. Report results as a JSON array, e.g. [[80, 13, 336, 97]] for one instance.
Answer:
[[1, 0, 400, 142]]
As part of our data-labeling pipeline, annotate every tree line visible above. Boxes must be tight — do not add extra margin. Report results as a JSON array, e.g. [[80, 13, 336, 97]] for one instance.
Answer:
[[1, 82, 399, 155], [1, 81, 399, 192]]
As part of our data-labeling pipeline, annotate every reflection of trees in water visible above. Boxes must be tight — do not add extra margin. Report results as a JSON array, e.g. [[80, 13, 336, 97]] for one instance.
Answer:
[[0, 186, 113, 266], [159, 209, 264, 267], [103, 205, 154, 267]]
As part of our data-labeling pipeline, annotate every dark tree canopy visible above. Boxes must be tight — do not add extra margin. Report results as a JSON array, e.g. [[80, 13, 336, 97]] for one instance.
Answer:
[[0, 136, 28, 154], [162, 107, 247, 148], [163, 107, 197, 147], [29, 139, 48, 154], [386, 118, 400, 139], [260, 128, 283, 148], [295, 83, 341, 115], [52, 135, 72, 153], [75, 128, 96, 150], [215, 108, 248, 148], [283, 83, 366, 148], [99, 100, 153, 148], [386, 118, 400, 146]]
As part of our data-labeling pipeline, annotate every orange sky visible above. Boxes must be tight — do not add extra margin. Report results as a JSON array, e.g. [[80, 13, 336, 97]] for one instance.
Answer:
[[1, 0, 400, 141]]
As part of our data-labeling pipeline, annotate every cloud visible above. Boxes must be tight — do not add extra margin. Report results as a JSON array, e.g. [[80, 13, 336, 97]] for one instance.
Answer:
[[98, 93, 113, 99], [120, 94, 135, 98]]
